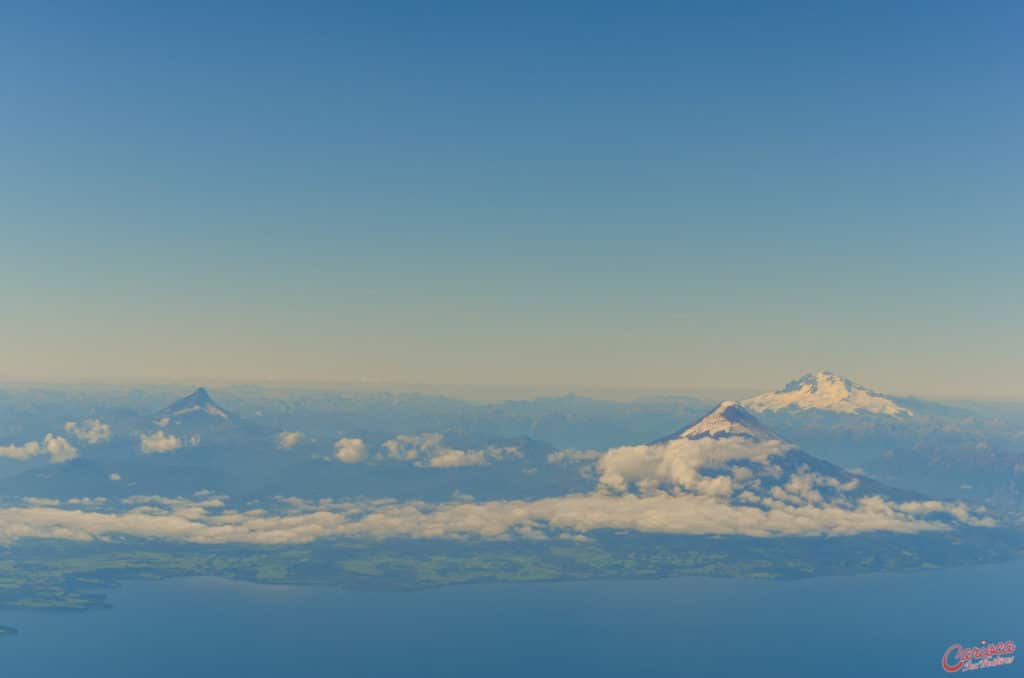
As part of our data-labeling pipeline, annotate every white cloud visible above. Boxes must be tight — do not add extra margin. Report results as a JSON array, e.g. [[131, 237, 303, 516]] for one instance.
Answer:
[[276, 431, 304, 450], [0, 490, 987, 546], [0, 434, 78, 464], [139, 431, 184, 454], [427, 449, 488, 468], [0, 441, 43, 461], [546, 448, 601, 479], [383, 433, 437, 462], [64, 419, 112, 444], [22, 498, 61, 507], [334, 437, 367, 463], [382, 433, 520, 468], [43, 434, 78, 464], [0, 413, 996, 545], [597, 435, 792, 495], [65, 497, 107, 507], [897, 500, 995, 528]]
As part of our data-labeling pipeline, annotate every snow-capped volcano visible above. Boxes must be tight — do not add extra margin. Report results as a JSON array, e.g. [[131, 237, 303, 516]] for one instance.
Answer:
[[596, 401, 990, 530], [603, 401, 800, 494], [742, 372, 912, 417], [671, 401, 783, 442], [156, 387, 233, 425]]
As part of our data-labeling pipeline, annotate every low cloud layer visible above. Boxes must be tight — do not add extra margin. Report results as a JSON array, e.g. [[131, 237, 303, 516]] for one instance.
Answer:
[[0, 490, 990, 546], [0, 409, 997, 545]]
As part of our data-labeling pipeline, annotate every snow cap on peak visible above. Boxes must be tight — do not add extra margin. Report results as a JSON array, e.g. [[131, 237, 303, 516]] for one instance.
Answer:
[[673, 401, 782, 442], [743, 372, 912, 417], [783, 371, 849, 390]]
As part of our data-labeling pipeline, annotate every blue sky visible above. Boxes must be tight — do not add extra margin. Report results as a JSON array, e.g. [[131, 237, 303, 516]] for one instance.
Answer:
[[1, 1, 1021, 398]]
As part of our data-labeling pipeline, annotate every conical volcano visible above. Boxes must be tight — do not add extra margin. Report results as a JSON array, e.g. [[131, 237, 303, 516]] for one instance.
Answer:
[[604, 400, 927, 507], [156, 387, 233, 426]]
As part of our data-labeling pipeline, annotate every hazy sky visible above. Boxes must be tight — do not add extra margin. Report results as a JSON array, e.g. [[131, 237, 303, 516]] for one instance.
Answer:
[[2, 2, 1022, 398]]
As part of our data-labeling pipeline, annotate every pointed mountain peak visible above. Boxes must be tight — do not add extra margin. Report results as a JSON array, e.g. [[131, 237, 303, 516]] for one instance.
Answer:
[[158, 387, 231, 423], [707, 401, 755, 423], [184, 387, 213, 404], [743, 372, 912, 417], [672, 401, 783, 443]]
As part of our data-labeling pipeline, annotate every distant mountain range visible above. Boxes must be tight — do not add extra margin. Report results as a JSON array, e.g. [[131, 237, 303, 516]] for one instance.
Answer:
[[0, 393, 993, 549], [0, 380, 1020, 514]]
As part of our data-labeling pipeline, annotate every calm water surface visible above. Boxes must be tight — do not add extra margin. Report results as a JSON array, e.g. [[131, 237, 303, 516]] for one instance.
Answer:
[[2, 560, 1021, 677]]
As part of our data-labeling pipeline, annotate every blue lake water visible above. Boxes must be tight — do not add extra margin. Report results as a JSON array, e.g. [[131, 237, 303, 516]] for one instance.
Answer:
[[2, 560, 1022, 677]]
